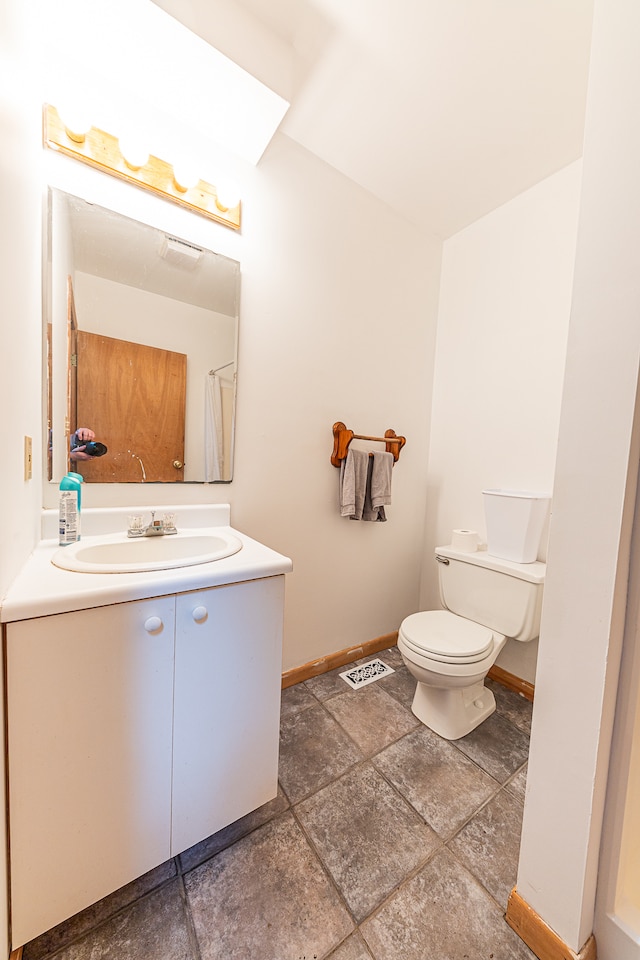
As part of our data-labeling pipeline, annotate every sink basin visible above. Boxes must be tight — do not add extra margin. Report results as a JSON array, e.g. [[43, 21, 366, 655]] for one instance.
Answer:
[[52, 531, 243, 573]]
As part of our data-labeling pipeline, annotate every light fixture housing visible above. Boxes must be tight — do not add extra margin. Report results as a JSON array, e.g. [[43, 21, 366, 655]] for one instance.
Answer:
[[43, 104, 241, 230]]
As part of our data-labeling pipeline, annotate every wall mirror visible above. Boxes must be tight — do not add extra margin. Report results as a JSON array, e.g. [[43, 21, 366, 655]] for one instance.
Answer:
[[46, 188, 240, 483]]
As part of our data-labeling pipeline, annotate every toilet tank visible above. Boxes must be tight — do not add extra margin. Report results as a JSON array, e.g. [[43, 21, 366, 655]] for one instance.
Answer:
[[435, 545, 545, 642]]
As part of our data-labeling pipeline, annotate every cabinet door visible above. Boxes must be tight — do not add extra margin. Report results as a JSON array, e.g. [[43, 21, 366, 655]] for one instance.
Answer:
[[172, 576, 284, 854], [7, 597, 175, 946]]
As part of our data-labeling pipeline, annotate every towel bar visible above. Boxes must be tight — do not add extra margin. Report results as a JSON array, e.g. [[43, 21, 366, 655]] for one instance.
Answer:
[[331, 421, 406, 467]]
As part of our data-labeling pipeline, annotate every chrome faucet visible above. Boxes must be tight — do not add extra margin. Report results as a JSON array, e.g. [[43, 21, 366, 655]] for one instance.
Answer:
[[144, 511, 165, 536]]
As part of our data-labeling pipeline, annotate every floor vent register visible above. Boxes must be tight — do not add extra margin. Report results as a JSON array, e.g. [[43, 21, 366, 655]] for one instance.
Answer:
[[339, 658, 395, 690]]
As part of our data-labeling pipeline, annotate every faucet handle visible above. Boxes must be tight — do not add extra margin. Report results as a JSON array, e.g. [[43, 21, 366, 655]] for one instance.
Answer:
[[127, 514, 145, 537], [162, 512, 177, 534]]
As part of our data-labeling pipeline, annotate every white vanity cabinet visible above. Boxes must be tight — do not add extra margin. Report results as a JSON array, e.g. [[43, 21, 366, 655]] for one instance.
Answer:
[[6, 576, 284, 947]]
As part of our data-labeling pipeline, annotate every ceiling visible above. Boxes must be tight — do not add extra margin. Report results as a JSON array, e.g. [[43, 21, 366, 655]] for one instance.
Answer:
[[57, 190, 240, 315], [152, 0, 595, 238]]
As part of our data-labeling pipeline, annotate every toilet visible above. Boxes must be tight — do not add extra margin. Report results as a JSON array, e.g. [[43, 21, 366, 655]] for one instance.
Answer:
[[398, 545, 545, 740]]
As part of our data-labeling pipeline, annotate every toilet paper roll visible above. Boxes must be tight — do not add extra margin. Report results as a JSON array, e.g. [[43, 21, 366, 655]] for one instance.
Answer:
[[451, 529, 479, 552]]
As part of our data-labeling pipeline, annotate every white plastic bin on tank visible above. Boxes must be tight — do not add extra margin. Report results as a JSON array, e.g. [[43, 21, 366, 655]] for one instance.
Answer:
[[482, 489, 551, 563]]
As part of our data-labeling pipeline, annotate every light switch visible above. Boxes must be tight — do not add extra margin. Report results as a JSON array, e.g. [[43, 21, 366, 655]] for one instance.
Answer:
[[24, 436, 32, 480]]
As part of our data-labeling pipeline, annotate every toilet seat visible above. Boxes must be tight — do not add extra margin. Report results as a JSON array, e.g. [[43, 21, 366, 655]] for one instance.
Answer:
[[399, 610, 494, 664]]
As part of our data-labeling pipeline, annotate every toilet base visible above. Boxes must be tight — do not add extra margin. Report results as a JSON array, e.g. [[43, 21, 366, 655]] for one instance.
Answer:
[[411, 679, 497, 740]]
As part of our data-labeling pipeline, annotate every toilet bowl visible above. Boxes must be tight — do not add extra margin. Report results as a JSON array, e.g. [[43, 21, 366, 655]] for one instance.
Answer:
[[398, 610, 507, 740], [399, 546, 545, 740]]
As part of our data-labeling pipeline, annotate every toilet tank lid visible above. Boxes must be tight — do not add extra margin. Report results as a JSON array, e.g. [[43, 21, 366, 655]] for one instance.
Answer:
[[435, 545, 546, 583], [482, 488, 551, 500]]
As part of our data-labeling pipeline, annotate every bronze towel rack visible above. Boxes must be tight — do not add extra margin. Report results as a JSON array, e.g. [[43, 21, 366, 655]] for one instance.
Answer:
[[331, 421, 406, 467]]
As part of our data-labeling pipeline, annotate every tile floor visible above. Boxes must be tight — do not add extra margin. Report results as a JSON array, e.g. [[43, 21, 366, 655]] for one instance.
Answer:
[[23, 646, 536, 960]]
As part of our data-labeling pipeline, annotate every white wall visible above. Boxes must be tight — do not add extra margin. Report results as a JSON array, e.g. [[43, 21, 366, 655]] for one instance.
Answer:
[[421, 162, 582, 682], [0, 10, 43, 599], [517, 0, 640, 951], [229, 136, 441, 667], [0, 6, 43, 957]]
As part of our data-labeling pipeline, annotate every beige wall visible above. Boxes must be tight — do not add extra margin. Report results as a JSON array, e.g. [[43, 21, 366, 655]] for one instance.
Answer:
[[613, 666, 640, 932], [229, 137, 442, 667], [421, 161, 582, 683]]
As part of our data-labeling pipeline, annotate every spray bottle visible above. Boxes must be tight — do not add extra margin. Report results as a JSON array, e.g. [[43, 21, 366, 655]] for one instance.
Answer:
[[58, 472, 84, 546]]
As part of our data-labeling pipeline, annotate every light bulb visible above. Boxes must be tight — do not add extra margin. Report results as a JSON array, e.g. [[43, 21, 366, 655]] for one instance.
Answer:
[[59, 107, 92, 144], [215, 181, 240, 211], [119, 135, 149, 171], [172, 162, 200, 193]]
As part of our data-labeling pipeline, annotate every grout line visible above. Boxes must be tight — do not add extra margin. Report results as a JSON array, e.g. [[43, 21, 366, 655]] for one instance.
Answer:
[[444, 841, 518, 918], [352, 843, 446, 933], [284, 662, 532, 936], [286, 662, 529, 829], [177, 871, 203, 960], [364, 728, 526, 848], [175, 788, 293, 879], [29, 870, 181, 960], [290, 796, 445, 937], [289, 804, 362, 929]]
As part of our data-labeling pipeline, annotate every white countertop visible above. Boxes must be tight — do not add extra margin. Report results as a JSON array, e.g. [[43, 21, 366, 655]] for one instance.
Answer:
[[1, 505, 293, 623]]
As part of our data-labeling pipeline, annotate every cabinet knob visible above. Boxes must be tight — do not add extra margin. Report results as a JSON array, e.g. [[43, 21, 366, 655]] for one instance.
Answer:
[[192, 605, 208, 623], [144, 616, 164, 633]]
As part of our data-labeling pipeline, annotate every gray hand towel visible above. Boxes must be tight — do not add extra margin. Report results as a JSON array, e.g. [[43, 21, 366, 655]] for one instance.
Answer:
[[340, 448, 370, 519], [370, 451, 393, 510], [340, 449, 393, 521], [363, 450, 393, 521]]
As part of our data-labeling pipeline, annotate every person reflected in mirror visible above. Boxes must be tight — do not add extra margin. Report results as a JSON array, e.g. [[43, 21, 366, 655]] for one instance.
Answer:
[[70, 428, 108, 461]]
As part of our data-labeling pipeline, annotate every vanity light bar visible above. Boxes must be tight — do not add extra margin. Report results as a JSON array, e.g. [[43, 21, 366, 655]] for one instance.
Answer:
[[43, 104, 241, 231]]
